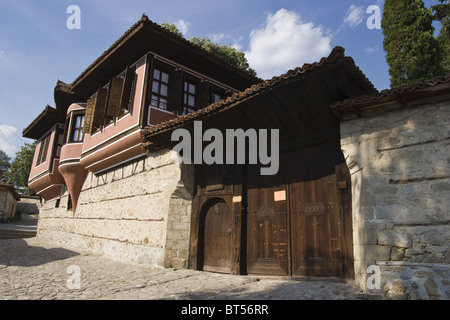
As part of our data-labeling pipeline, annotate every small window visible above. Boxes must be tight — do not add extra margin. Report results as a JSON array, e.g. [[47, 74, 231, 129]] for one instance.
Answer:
[[36, 134, 51, 166], [150, 68, 170, 110], [70, 114, 85, 142], [181, 81, 197, 115], [213, 93, 222, 103]]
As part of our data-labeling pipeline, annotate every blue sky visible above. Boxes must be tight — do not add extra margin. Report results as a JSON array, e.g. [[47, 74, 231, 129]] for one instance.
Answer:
[[0, 0, 442, 159]]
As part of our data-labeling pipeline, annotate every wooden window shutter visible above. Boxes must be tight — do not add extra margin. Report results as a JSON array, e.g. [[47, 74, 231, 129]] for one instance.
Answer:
[[93, 87, 108, 128], [168, 70, 183, 112], [120, 67, 135, 113], [198, 81, 212, 109], [83, 98, 96, 134], [41, 135, 50, 163], [106, 77, 124, 118]]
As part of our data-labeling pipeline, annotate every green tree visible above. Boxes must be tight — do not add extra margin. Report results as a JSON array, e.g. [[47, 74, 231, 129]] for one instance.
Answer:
[[431, 0, 450, 73], [161, 22, 257, 77], [4, 143, 36, 195], [160, 22, 184, 37], [382, 0, 444, 87], [0, 150, 11, 171]]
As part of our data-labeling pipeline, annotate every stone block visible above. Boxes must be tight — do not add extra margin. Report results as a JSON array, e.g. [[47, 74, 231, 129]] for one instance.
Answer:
[[378, 230, 411, 248], [421, 230, 445, 246], [391, 247, 406, 261], [364, 245, 391, 260], [424, 278, 441, 298]]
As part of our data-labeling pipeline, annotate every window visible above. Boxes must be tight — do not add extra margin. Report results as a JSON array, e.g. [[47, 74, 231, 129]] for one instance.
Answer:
[[213, 93, 222, 103], [36, 134, 51, 166], [181, 81, 197, 115], [70, 114, 85, 142], [150, 68, 170, 110]]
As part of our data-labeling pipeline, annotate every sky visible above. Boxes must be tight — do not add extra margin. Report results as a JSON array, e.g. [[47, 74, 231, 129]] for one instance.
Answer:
[[0, 0, 443, 160]]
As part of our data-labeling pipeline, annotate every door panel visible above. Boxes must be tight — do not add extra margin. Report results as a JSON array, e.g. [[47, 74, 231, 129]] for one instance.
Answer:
[[202, 200, 232, 273], [288, 145, 342, 277], [246, 160, 289, 275]]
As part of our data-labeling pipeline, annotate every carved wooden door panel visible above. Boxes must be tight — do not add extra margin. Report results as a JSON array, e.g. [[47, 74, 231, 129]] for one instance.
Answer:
[[246, 159, 289, 275]]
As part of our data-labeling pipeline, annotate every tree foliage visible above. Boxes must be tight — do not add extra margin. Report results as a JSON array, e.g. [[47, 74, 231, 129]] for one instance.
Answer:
[[382, 0, 444, 87], [431, 0, 450, 73], [161, 22, 257, 77], [0, 150, 11, 171], [160, 22, 184, 38], [4, 143, 36, 195]]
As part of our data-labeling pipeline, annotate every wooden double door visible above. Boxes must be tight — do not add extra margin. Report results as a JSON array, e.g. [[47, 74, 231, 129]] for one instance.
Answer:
[[246, 143, 353, 278], [193, 143, 354, 278]]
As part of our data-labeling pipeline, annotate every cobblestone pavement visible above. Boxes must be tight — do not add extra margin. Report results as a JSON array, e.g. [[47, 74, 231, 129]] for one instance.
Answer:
[[0, 236, 378, 301]]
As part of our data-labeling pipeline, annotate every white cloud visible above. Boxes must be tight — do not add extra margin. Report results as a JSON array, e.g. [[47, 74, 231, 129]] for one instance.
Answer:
[[209, 33, 225, 42], [0, 51, 4, 57], [344, 5, 365, 27], [174, 19, 191, 36], [365, 45, 379, 53], [208, 33, 243, 50], [245, 9, 332, 79]]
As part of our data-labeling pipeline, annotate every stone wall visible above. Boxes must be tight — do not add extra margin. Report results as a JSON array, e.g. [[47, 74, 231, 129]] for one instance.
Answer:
[[341, 102, 450, 299], [37, 149, 194, 268], [17, 195, 41, 215]]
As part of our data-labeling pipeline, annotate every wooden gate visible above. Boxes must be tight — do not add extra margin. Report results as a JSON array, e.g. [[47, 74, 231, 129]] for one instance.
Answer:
[[200, 199, 233, 273], [246, 142, 353, 278]]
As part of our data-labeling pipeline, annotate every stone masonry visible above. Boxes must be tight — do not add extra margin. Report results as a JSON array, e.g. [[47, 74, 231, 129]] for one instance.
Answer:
[[341, 101, 450, 299], [37, 149, 194, 269]]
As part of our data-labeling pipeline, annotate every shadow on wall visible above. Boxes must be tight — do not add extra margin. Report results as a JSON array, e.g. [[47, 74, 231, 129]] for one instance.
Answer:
[[341, 103, 450, 299]]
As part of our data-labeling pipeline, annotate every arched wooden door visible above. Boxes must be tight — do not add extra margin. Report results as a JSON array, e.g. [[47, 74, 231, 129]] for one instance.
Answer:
[[200, 199, 233, 273]]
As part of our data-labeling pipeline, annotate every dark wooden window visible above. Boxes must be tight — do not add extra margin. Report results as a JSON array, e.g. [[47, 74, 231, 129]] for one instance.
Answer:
[[180, 80, 197, 115], [119, 66, 137, 116], [36, 134, 51, 166], [83, 66, 136, 135], [150, 68, 170, 110], [69, 114, 85, 142]]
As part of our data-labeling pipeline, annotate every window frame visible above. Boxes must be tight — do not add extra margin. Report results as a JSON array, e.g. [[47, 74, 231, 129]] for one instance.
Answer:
[[69, 112, 85, 143], [150, 63, 172, 111], [35, 134, 51, 166], [180, 75, 200, 116]]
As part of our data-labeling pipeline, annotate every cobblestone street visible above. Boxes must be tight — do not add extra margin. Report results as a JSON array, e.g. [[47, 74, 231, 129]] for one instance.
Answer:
[[0, 236, 375, 301]]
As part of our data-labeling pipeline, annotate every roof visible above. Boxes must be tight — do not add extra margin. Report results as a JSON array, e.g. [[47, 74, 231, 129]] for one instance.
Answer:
[[330, 74, 450, 120], [22, 105, 59, 140], [70, 14, 260, 100], [0, 182, 21, 201], [142, 46, 378, 152]]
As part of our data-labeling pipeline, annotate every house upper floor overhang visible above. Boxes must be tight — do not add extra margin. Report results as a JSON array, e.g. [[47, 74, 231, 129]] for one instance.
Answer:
[[70, 13, 261, 102]]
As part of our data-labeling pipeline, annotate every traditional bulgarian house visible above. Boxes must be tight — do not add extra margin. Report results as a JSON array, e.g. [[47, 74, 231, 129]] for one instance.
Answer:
[[23, 15, 449, 299]]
